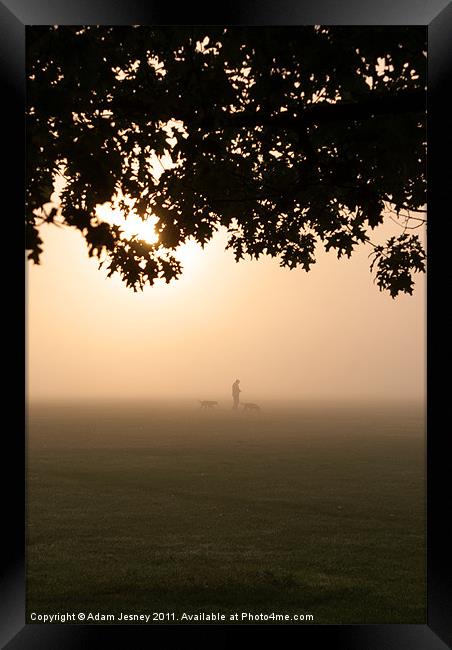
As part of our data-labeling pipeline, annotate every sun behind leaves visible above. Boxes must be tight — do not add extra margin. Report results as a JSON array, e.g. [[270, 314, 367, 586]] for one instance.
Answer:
[[27, 26, 426, 295]]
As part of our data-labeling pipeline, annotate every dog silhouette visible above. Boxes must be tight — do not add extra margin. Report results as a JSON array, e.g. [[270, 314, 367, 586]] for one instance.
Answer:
[[199, 400, 218, 409], [243, 402, 260, 412]]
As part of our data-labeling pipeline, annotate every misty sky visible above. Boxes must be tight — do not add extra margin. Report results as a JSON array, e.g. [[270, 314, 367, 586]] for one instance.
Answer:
[[27, 214, 425, 404]]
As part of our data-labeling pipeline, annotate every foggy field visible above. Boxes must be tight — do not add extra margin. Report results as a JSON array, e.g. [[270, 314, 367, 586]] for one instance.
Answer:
[[26, 401, 425, 624]]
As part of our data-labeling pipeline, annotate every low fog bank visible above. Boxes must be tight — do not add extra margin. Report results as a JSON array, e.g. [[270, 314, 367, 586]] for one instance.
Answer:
[[27, 395, 425, 408], [26, 399, 426, 441], [26, 398, 426, 455]]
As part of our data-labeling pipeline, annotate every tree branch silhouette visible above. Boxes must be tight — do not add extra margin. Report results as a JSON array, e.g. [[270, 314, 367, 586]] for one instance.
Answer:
[[26, 25, 426, 296]]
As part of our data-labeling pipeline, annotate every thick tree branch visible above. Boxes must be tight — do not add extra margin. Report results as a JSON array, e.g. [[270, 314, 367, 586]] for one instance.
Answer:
[[102, 89, 426, 134]]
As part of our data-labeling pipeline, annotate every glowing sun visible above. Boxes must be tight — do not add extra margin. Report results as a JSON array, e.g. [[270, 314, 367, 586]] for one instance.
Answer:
[[96, 203, 203, 273], [96, 204, 159, 245]]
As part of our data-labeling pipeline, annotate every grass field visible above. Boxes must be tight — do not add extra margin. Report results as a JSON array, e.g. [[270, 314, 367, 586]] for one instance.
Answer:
[[26, 400, 426, 624]]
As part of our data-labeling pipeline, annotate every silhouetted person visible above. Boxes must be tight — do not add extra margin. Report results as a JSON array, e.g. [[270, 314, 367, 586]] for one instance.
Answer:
[[232, 379, 241, 410]]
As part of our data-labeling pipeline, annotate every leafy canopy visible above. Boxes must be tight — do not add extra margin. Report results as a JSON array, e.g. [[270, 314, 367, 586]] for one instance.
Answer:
[[27, 26, 426, 296]]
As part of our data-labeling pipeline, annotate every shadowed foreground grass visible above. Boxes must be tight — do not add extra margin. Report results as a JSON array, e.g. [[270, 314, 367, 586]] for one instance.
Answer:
[[26, 401, 425, 624]]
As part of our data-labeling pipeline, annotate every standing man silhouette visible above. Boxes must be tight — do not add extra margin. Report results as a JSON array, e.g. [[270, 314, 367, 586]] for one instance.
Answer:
[[232, 379, 241, 410]]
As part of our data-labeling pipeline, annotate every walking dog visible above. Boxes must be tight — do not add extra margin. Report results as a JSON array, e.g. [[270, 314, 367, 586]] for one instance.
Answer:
[[243, 402, 261, 412], [199, 400, 218, 409]]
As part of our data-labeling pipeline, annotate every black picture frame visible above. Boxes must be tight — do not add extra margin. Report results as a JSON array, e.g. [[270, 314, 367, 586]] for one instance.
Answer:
[[3, 1, 451, 647]]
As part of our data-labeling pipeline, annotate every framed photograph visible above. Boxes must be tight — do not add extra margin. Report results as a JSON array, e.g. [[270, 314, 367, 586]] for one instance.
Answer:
[[2, 1, 451, 647]]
